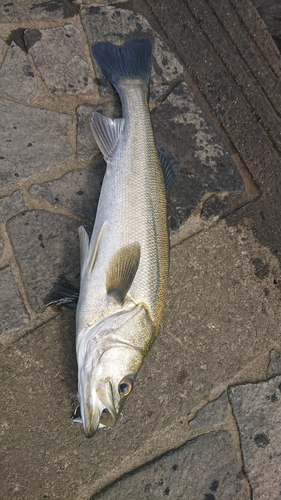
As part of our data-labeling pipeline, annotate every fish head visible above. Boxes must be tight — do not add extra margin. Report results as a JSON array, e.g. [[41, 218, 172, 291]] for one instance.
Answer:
[[77, 304, 153, 438]]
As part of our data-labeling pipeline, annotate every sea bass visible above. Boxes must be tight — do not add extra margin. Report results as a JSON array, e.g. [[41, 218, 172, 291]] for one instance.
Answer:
[[45, 39, 178, 437]]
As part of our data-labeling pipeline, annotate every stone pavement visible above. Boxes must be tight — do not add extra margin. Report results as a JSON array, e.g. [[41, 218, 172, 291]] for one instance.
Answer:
[[1, 0, 281, 498]]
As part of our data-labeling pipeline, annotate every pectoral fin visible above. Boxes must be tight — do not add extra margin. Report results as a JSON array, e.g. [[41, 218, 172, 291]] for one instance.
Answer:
[[106, 242, 141, 304]]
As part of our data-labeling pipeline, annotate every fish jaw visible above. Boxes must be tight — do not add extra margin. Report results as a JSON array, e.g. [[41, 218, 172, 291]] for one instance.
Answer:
[[76, 305, 154, 437]]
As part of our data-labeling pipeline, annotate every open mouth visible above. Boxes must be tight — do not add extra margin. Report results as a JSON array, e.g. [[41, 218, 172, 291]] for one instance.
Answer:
[[71, 405, 116, 429]]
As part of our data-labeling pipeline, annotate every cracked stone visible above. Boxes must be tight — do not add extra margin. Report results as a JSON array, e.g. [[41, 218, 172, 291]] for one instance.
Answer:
[[92, 431, 249, 499], [0, 267, 29, 335], [229, 376, 281, 498], [189, 392, 229, 431], [80, 7, 183, 96], [0, 191, 25, 223], [77, 102, 121, 161], [0, 0, 67, 22], [0, 98, 72, 189], [151, 82, 244, 229], [7, 210, 81, 312], [24, 25, 95, 95], [29, 161, 106, 221], [0, 42, 39, 103]]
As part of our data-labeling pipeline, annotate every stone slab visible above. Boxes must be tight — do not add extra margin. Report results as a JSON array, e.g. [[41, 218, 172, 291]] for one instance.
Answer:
[[29, 161, 106, 221], [0, 266, 29, 335], [7, 210, 82, 312], [152, 82, 245, 230], [0, 191, 25, 223], [80, 7, 183, 96], [229, 376, 281, 499], [24, 25, 95, 95], [0, 0, 71, 22], [0, 42, 39, 103], [0, 99, 72, 190], [77, 102, 121, 161], [92, 431, 249, 500], [188, 391, 229, 431]]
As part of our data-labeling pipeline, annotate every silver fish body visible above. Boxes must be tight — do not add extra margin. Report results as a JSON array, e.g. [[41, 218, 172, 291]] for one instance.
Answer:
[[76, 39, 169, 437]]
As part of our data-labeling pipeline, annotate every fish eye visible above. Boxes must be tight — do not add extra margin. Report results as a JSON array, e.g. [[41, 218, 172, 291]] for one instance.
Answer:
[[118, 377, 133, 396]]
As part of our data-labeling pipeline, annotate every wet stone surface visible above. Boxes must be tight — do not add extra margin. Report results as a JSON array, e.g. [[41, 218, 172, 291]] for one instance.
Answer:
[[24, 25, 95, 95], [81, 7, 183, 96], [229, 376, 281, 498], [0, 0, 67, 22], [77, 102, 121, 161], [0, 267, 29, 335], [29, 161, 106, 221], [0, 42, 39, 103], [0, 191, 25, 223], [7, 211, 81, 312], [0, 99, 72, 189], [92, 430, 249, 500]]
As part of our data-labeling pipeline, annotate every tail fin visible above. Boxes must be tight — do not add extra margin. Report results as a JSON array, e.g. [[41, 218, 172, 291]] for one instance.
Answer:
[[91, 39, 152, 91]]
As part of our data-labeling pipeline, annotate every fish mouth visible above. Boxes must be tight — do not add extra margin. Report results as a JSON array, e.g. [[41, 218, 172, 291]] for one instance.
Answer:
[[82, 381, 119, 438]]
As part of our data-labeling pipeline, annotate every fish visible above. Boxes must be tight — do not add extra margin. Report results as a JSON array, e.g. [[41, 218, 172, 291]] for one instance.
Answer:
[[45, 38, 178, 438]]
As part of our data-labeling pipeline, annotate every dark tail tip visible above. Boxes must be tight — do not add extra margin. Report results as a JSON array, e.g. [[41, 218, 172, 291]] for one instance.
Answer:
[[91, 38, 152, 90]]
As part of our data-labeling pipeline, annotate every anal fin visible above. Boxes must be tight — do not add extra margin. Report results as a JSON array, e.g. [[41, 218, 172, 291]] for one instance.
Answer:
[[90, 112, 125, 160]]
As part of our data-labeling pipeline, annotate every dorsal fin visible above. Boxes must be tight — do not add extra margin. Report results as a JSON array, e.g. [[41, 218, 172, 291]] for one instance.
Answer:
[[90, 112, 125, 160], [106, 242, 141, 304], [158, 146, 180, 193]]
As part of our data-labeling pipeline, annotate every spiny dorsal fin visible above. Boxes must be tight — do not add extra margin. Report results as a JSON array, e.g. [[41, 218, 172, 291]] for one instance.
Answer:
[[79, 221, 107, 278], [90, 112, 125, 160], [158, 146, 180, 193], [78, 226, 90, 279], [106, 242, 141, 304], [87, 221, 107, 275]]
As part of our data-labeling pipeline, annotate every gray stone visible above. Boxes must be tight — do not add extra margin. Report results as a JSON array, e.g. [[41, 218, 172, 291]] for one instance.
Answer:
[[229, 376, 281, 499], [189, 391, 229, 431], [0, 42, 39, 103], [92, 431, 249, 499], [152, 83, 244, 230], [29, 161, 106, 221], [0, 237, 3, 258], [0, 191, 25, 223], [0, 0, 67, 22], [0, 267, 29, 335], [0, 98, 72, 189], [268, 349, 281, 376], [24, 25, 95, 95], [80, 7, 183, 96], [7, 210, 82, 312], [77, 102, 121, 161]]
